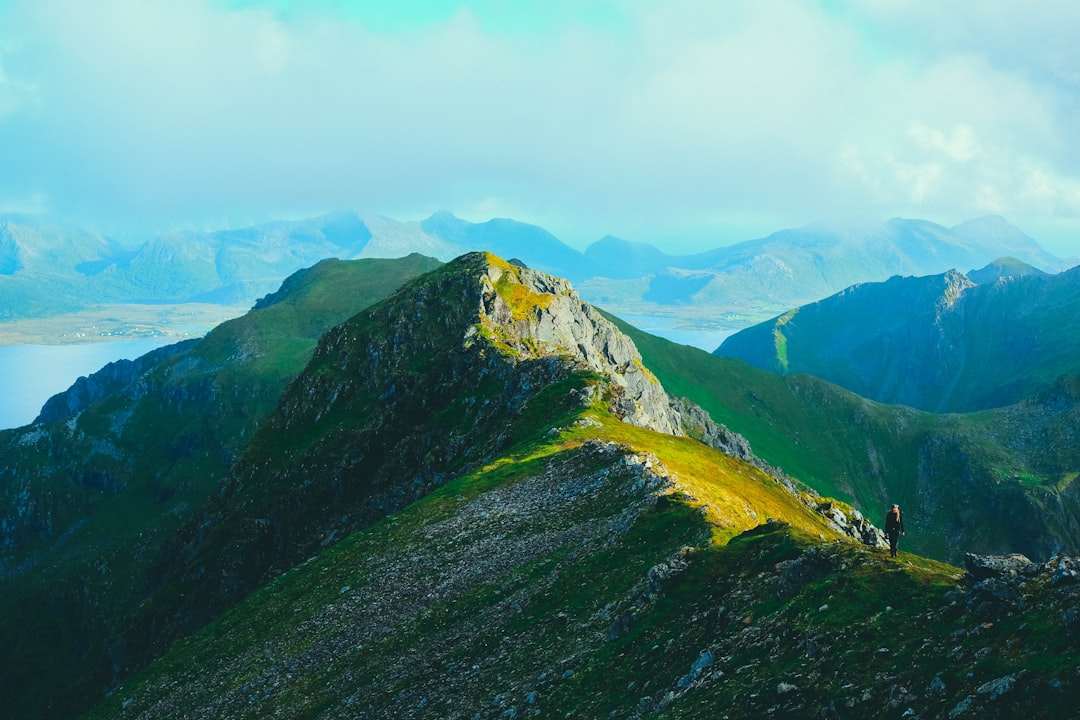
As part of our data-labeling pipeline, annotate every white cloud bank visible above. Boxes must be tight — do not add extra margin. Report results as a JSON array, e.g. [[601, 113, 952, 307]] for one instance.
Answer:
[[1, 0, 1080, 254]]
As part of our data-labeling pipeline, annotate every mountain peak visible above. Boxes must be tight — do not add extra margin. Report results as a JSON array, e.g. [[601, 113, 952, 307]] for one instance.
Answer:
[[114, 251, 709, 666], [423, 208, 460, 223], [967, 256, 1047, 284], [582, 235, 671, 279], [953, 214, 1015, 232], [951, 215, 1040, 249], [467, 252, 683, 435]]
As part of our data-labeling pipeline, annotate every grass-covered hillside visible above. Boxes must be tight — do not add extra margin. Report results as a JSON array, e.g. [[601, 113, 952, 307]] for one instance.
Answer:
[[106, 252, 845, 700], [0, 254, 441, 720], [614, 315, 1080, 564], [83, 362, 1080, 720]]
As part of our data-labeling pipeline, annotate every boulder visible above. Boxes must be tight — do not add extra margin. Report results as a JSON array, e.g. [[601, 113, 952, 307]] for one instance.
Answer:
[[963, 553, 1032, 580]]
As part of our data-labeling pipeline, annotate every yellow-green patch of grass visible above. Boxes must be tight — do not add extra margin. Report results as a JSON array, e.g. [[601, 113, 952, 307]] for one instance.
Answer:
[[562, 407, 846, 546], [1057, 472, 1079, 491], [486, 253, 555, 321], [773, 308, 798, 371]]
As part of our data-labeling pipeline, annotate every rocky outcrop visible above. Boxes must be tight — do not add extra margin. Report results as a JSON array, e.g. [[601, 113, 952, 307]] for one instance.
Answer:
[[963, 552, 1032, 580], [161, 254, 742, 588], [815, 501, 888, 547], [956, 552, 1080, 619], [670, 396, 756, 464], [473, 257, 683, 436]]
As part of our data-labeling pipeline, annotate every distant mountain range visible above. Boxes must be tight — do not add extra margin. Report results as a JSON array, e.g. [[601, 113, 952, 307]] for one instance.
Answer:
[[583, 215, 1066, 301], [2, 211, 1073, 346], [716, 258, 1080, 412]]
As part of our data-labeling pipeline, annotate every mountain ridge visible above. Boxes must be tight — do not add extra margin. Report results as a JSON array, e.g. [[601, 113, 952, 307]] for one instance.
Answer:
[[2, 251, 1080, 718], [0, 250, 895, 719], [612, 314, 1080, 563], [115, 252, 862, 681], [716, 260, 1080, 412], [68, 251, 1070, 720]]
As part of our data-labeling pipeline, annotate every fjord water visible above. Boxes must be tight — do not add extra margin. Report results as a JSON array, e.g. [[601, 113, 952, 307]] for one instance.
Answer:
[[0, 339, 171, 429]]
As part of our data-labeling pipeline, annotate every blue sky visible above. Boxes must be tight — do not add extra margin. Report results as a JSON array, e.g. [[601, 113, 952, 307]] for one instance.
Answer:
[[2, 0, 1080, 255]]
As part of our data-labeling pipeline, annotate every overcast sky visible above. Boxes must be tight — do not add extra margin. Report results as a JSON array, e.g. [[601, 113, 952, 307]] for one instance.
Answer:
[[2, 0, 1080, 255]]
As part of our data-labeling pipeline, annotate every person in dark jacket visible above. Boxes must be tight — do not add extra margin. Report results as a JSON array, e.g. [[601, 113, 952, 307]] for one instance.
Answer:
[[884, 504, 905, 557]]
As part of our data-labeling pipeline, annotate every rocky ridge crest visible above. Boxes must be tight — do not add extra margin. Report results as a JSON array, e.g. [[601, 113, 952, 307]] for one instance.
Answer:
[[471, 256, 684, 435]]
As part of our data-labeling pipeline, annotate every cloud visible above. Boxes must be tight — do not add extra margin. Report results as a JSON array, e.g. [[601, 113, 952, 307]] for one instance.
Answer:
[[0, 191, 48, 215], [0, 0, 1079, 252], [908, 123, 981, 163]]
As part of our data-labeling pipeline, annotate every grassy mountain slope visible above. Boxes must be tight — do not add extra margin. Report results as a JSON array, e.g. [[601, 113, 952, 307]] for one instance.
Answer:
[[0, 254, 441, 720], [65, 250, 868, 718], [74, 252, 1077, 720], [967, 256, 1047, 284], [611, 315, 1080, 564], [73, 266, 996, 719], [108, 252, 837, 689], [716, 264, 1080, 412], [82, 374, 1080, 720]]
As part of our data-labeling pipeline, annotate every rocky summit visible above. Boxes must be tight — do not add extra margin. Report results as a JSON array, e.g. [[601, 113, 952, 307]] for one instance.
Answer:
[[1, 252, 1078, 720]]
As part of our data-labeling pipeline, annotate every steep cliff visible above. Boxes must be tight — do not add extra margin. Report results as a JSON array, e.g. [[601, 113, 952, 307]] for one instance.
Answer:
[[34, 341, 196, 424]]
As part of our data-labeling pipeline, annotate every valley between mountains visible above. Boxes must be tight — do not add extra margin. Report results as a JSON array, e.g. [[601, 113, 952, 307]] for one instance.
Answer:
[[0, 252, 1078, 719]]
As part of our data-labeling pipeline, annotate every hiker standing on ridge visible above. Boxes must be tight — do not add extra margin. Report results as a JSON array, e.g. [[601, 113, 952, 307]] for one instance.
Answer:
[[884, 503, 905, 558]]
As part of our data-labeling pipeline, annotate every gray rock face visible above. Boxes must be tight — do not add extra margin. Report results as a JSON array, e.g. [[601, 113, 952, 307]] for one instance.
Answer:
[[670, 396, 757, 464], [475, 258, 683, 436], [817, 502, 888, 548], [475, 256, 793, 471], [774, 545, 838, 599]]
